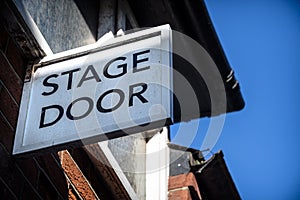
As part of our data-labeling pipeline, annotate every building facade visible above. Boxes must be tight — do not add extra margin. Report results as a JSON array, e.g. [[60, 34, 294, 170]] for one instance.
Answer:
[[0, 0, 244, 199]]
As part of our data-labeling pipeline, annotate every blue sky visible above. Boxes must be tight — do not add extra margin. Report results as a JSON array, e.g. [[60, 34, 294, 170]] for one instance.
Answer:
[[171, 0, 300, 199]]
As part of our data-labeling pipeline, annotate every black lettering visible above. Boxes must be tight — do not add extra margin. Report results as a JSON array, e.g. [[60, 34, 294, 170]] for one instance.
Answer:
[[61, 68, 80, 90], [103, 57, 127, 79], [133, 49, 150, 73], [39, 105, 64, 128], [77, 65, 101, 88], [97, 89, 125, 113], [42, 74, 59, 96], [66, 97, 93, 120], [129, 83, 148, 106]]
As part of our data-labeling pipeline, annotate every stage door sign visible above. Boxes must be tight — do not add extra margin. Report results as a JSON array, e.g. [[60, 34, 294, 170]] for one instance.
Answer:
[[13, 25, 173, 155]]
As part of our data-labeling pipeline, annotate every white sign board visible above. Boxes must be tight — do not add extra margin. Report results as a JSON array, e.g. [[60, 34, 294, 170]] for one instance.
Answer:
[[13, 25, 173, 155]]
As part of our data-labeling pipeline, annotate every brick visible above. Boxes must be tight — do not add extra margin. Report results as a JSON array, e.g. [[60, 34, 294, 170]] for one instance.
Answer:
[[68, 148, 93, 170], [68, 187, 80, 200], [0, 51, 23, 103], [0, 144, 60, 200], [37, 172, 60, 200], [0, 178, 17, 200], [0, 82, 19, 128], [21, 182, 41, 200], [70, 147, 113, 198], [5, 38, 26, 79], [168, 188, 192, 200], [36, 153, 68, 198], [59, 150, 98, 199], [87, 164, 103, 186], [68, 148, 93, 180], [0, 143, 12, 172], [16, 158, 39, 187], [0, 111, 14, 152], [0, 148, 26, 196], [0, 145, 43, 199], [169, 173, 200, 191], [0, 24, 9, 52], [168, 173, 201, 200]]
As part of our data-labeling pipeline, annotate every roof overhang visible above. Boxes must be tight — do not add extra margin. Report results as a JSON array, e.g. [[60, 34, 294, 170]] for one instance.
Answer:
[[128, 0, 245, 122]]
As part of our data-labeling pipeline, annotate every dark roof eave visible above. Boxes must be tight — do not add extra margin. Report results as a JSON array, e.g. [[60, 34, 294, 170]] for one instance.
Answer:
[[192, 151, 241, 200], [128, 0, 245, 120]]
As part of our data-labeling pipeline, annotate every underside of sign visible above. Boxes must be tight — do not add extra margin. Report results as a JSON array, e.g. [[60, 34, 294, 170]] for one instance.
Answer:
[[13, 25, 173, 155]]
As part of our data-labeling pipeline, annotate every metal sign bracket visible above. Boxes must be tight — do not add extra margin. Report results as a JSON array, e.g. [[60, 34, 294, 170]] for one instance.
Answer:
[[24, 60, 39, 82]]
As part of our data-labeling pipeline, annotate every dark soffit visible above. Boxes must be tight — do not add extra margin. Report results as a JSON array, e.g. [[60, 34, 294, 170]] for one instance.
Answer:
[[193, 151, 241, 200], [128, 0, 245, 122]]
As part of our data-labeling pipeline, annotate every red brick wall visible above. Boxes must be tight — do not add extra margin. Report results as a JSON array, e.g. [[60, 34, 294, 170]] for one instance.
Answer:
[[168, 173, 202, 200], [0, 2, 134, 199], [0, 13, 70, 199]]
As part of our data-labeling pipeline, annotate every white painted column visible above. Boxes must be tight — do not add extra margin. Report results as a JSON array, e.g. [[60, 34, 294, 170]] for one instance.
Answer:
[[146, 127, 170, 200]]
